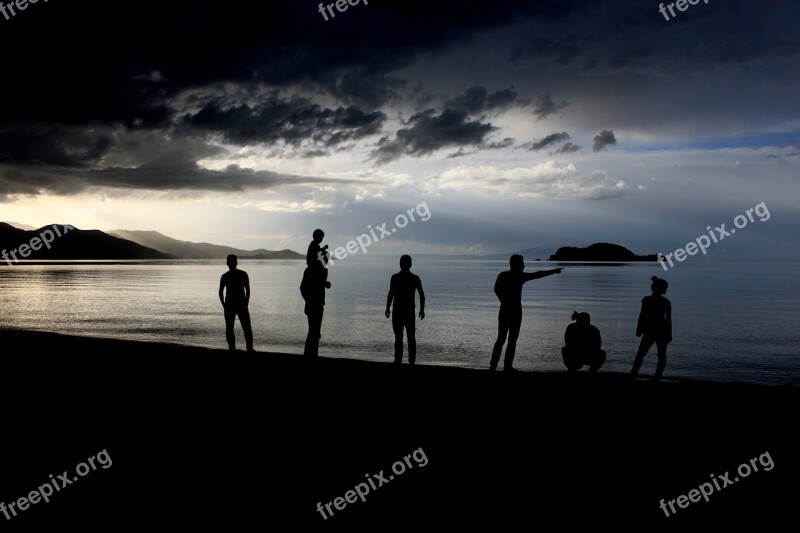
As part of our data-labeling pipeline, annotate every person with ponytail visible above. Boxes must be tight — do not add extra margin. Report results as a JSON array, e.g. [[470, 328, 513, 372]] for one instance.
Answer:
[[630, 276, 672, 380], [561, 311, 606, 372]]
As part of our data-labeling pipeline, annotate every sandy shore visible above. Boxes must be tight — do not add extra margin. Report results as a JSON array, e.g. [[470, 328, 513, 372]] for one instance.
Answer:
[[1, 328, 797, 527]]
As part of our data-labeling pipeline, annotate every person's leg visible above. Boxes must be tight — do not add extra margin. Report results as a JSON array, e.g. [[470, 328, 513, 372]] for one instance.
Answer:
[[392, 315, 404, 364], [312, 307, 324, 357], [304, 306, 323, 357], [562, 346, 580, 372], [631, 336, 656, 377], [654, 340, 668, 380], [406, 313, 416, 365], [224, 305, 236, 350], [238, 306, 254, 352], [503, 312, 523, 370], [490, 310, 510, 370], [304, 312, 314, 357], [588, 349, 606, 372]]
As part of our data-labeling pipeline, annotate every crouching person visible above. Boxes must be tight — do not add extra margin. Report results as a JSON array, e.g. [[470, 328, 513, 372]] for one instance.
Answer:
[[561, 311, 606, 372]]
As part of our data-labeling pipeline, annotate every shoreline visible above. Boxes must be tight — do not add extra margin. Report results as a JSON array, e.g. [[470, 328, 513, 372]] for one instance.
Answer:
[[1, 327, 795, 388], [1, 328, 797, 526]]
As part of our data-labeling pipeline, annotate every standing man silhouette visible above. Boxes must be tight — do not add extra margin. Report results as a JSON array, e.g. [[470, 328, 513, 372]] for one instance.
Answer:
[[300, 244, 331, 358], [385, 255, 425, 365], [219, 254, 254, 352], [490, 255, 562, 371]]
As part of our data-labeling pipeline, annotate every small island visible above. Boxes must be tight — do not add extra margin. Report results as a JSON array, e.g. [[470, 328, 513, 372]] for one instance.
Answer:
[[548, 242, 657, 262]]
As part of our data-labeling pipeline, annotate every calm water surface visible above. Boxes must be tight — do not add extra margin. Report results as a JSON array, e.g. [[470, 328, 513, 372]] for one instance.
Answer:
[[1, 257, 798, 385]]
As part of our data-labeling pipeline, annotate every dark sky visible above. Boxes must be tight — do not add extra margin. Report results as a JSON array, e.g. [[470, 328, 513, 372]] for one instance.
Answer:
[[1, 0, 798, 258]]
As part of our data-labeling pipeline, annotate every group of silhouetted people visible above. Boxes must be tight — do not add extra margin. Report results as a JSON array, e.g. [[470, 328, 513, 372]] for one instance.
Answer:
[[219, 231, 672, 380], [557, 275, 671, 380]]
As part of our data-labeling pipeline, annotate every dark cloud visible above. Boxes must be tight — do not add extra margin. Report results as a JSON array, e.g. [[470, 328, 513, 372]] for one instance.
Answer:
[[510, 35, 581, 65], [321, 73, 407, 109], [446, 86, 523, 114], [483, 138, 515, 150], [0, 131, 360, 197], [302, 150, 330, 159], [592, 130, 617, 152], [530, 132, 571, 151], [0, 0, 797, 194], [0, 160, 354, 197], [371, 109, 495, 164], [609, 46, 656, 69], [534, 93, 569, 120], [0, 0, 591, 128], [447, 148, 474, 159], [555, 142, 580, 154], [182, 93, 386, 148], [0, 126, 116, 167], [687, 38, 800, 65]]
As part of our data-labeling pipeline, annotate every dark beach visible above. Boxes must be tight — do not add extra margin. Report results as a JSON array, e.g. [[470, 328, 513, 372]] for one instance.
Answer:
[[1, 328, 796, 528]]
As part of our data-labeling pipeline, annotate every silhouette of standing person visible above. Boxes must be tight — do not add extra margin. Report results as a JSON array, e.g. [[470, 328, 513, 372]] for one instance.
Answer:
[[300, 239, 331, 358], [631, 276, 672, 381], [490, 255, 562, 372], [562, 311, 606, 372], [385, 255, 425, 365], [219, 254, 254, 352]]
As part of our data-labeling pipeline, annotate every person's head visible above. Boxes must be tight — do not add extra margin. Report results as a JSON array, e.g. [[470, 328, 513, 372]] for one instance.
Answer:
[[651, 276, 668, 295], [226, 254, 238, 269], [571, 310, 590, 325], [313, 229, 325, 244], [399, 254, 412, 271], [509, 254, 525, 272]]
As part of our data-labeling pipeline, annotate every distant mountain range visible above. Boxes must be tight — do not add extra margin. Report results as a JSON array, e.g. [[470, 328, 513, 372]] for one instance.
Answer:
[[109, 230, 303, 260], [0, 223, 171, 260], [0, 223, 303, 261], [5, 221, 36, 231], [1, 222, 651, 263]]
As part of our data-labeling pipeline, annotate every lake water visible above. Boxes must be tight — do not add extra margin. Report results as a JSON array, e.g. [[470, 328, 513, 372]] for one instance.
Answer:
[[0, 257, 798, 385]]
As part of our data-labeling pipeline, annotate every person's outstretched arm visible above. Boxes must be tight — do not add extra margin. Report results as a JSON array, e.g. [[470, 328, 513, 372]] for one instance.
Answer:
[[417, 278, 425, 320], [244, 272, 251, 307], [523, 267, 563, 282], [219, 276, 226, 306]]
